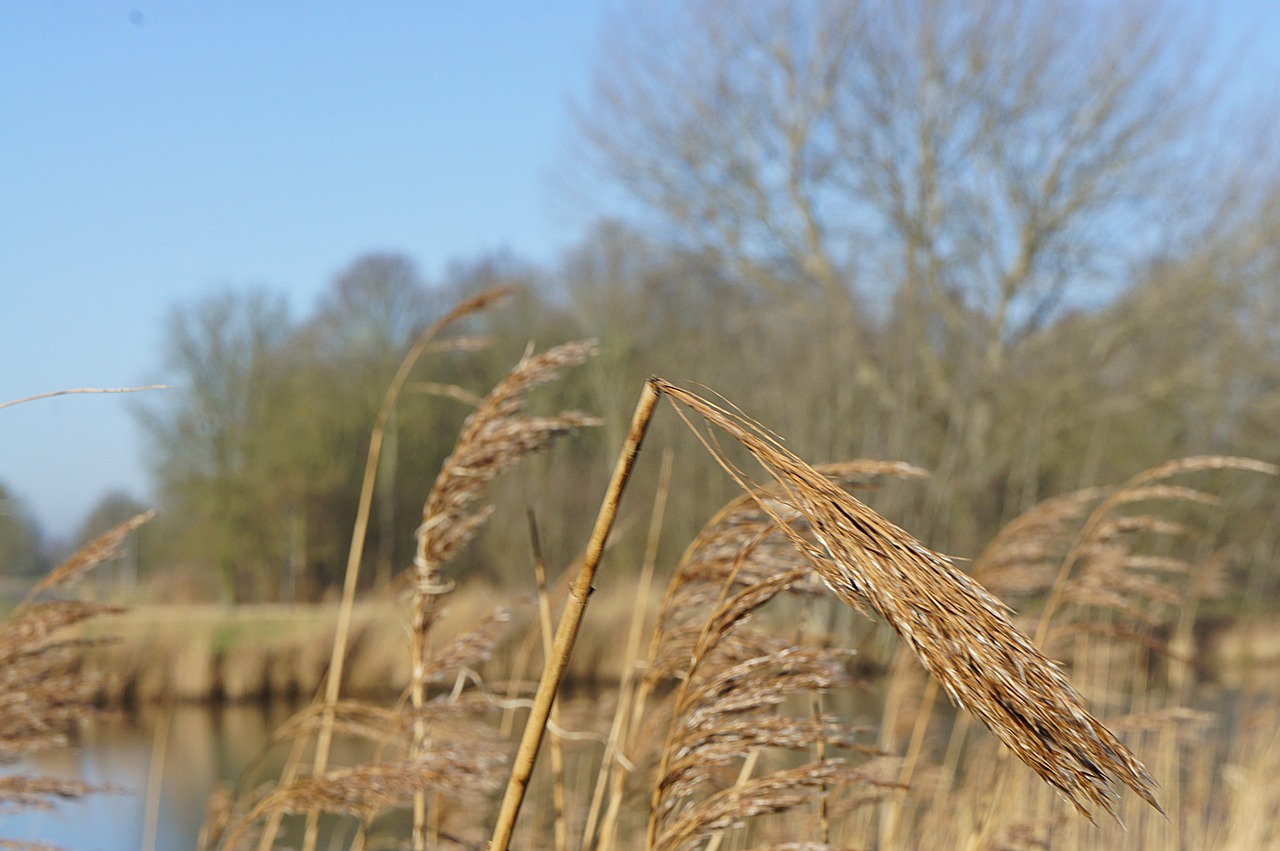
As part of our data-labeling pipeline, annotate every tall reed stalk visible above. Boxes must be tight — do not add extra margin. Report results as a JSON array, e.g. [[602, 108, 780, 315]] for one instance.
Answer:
[[298, 286, 515, 851], [488, 377, 660, 851]]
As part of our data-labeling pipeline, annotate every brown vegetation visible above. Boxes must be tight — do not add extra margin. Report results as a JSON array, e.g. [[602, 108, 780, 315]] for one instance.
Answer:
[[0, 511, 152, 848], [8, 5, 1280, 847], [168, 359, 1273, 850]]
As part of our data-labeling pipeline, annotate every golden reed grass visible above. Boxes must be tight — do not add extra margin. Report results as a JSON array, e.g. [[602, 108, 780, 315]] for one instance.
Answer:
[[209, 317, 603, 851], [630, 458, 927, 850], [0, 511, 154, 843], [653, 379, 1162, 824], [197, 360, 1274, 850]]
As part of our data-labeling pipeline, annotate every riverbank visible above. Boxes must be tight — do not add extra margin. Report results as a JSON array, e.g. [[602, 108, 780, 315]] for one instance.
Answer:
[[75, 581, 662, 704], [72, 586, 1280, 704]]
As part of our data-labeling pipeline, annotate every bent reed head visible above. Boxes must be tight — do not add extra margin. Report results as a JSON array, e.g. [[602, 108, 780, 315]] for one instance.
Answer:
[[655, 378, 1162, 823]]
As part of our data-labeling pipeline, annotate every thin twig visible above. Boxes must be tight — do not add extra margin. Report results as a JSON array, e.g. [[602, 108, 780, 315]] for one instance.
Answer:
[[0, 385, 171, 412], [528, 510, 569, 851]]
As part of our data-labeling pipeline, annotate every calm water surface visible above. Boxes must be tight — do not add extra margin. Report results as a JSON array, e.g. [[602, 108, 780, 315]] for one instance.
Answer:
[[0, 683, 921, 849], [1, 684, 1259, 850], [2, 701, 302, 851]]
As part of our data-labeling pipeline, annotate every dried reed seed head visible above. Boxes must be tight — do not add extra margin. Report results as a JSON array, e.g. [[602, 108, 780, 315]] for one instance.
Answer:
[[655, 379, 1163, 822], [975, 457, 1273, 623], [1123, 455, 1277, 486], [973, 489, 1106, 597], [668, 461, 926, 600], [1030, 458, 1276, 654], [198, 782, 239, 851], [1111, 483, 1221, 508], [415, 339, 600, 577], [670, 461, 924, 584], [0, 602, 123, 663], [678, 646, 850, 730], [1122, 554, 1193, 574], [258, 743, 505, 822], [25, 511, 155, 604], [648, 622, 794, 685], [0, 601, 121, 764], [0, 776, 107, 814], [1049, 526, 1223, 649], [282, 695, 499, 753], [694, 567, 814, 658], [662, 715, 878, 805], [1092, 514, 1196, 542], [656, 532, 804, 645], [656, 760, 900, 851], [423, 606, 513, 683], [275, 701, 406, 749]]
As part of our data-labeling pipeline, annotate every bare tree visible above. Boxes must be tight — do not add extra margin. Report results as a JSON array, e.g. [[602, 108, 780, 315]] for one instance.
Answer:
[[570, 0, 1277, 547], [0, 484, 42, 578], [138, 287, 292, 601], [574, 0, 1258, 342]]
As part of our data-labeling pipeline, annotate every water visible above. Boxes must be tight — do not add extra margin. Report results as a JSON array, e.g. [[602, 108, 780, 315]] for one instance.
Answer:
[[1, 701, 300, 851], [0, 686, 893, 850], [1, 683, 1260, 849]]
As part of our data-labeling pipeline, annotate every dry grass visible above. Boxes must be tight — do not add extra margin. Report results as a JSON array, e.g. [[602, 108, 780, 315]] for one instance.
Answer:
[[205, 327, 602, 851], [656, 379, 1162, 823], [408, 339, 601, 849], [180, 367, 1276, 850], [605, 461, 925, 848], [0, 512, 152, 847]]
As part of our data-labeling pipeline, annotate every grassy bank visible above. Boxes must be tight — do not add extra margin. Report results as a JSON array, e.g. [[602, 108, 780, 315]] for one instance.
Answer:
[[71, 585, 1280, 706], [75, 580, 671, 704]]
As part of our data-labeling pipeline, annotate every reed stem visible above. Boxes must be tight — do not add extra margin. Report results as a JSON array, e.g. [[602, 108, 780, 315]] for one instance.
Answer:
[[488, 378, 661, 851]]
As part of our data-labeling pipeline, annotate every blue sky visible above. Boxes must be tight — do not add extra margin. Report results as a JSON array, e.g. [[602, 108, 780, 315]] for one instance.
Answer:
[[1, 2, 1278, 543], [0, 2, 612, 539]]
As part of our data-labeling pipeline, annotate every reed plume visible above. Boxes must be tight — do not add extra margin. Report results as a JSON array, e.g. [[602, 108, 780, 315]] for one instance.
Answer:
[[0, 512, 152, 844], [1031, 457, 1276, 649], [642, 463, 918, 848], [655, 378, 1162, 823], [408, 339, 600, 847], [221, 327, 600, 851], [18, 510, 155, 610]]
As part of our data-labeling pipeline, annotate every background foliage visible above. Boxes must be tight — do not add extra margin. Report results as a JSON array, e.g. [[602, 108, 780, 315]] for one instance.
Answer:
[[4, 0, 1279, 608]]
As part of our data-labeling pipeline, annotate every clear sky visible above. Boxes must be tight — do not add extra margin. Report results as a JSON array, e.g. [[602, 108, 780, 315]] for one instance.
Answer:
[[1, 2, 1278, 543], [0, 2, 612, 540]]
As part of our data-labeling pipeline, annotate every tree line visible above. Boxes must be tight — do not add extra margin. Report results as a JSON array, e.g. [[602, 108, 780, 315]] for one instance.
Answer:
[[6, 0, 1280, 605]]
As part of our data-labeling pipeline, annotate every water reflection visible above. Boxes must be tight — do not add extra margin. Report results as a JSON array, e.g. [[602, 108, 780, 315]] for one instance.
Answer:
[[0, 687, 898, 850], [2, 702, 300, 851], [0, 683, 1255, 849]]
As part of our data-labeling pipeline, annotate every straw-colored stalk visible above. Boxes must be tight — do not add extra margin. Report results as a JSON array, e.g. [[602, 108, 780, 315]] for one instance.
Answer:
[[582, 449, 672, 851], [488, 377, 661, 851], [292, 286, 515, 851], [411, 339, 602, 849], [0, 384, 170, 412], [527, 510, 569, 851]]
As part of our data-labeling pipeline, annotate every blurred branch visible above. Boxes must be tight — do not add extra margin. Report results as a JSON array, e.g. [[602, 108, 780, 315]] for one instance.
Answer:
[[0, 385, 171, 412]]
